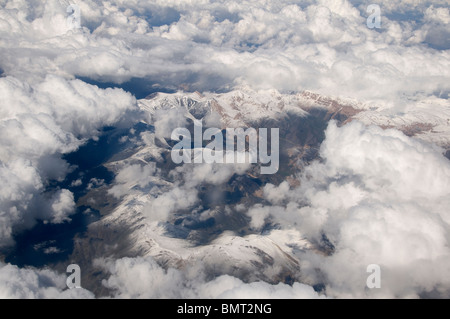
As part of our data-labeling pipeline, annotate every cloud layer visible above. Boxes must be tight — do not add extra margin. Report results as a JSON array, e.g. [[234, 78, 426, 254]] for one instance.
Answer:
[[249, 121, 450, 298], [0, 0, 448, 105], [0, 262, 94, 299], [97, 256, 323, 299], [0, 75, 137, 247], [0, 0, 449, 299]]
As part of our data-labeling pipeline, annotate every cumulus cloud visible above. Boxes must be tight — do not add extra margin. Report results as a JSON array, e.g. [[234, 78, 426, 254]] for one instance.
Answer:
[[0, 75, 138, 247], [0, 262, 94, 299], [248, 120, 450, 298], [97, 256, 323, 299], [144, 186, 199, 222], [49, 189, 76, 223], [109, 163, 158, 198], [172, 161, 251, 187], [0, 0, 447, 107], [141, 160, 250, 222], [154, 108, 188, 140]]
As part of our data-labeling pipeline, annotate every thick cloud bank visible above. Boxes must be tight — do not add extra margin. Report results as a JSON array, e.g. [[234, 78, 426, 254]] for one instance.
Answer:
[[0, 262, 94, 299], [0, 0, 448, 106], [97, 257, 323, 299], [250, 121, 450, 298]]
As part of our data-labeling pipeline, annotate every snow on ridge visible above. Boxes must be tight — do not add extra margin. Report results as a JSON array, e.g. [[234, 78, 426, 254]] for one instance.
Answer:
[[139, 88, 450, 148]]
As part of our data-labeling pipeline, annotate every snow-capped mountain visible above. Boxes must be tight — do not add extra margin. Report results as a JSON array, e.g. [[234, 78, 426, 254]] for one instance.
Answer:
[[64, 88, 449, 296], [140, 88, 450, 151]]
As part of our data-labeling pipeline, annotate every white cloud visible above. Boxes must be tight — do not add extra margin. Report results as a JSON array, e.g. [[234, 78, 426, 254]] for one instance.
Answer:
[[98, 256, 324, 299], [250, 120, 450, 298], [138, 152, 251, 222], [0, 0, 447, 107], [49, 189, 76, 224], [108, 163, 159, 199], [116, 163, 157, 186], [0, 262, 94, 299], [154, 108, 188, 140], [0, 75, 138, 247], [143, 186, 199, 222], [176, 161, 251, 187], [263, 181, 290, 205]]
